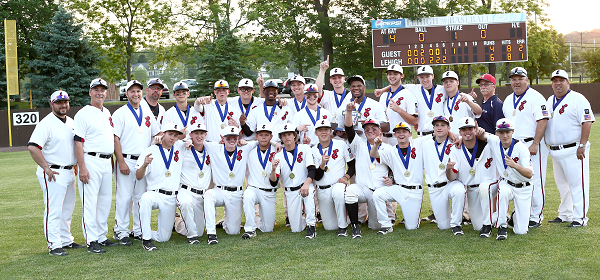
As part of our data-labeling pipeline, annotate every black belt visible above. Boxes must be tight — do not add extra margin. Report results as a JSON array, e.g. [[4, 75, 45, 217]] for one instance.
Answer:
[[87, 152, 111, 159], [549, 143, 577, 150], [318, 185, 333, 190], [506, 180, 530, 188], [521, 137, 534, 143], [122, 154, 139, 160], [285, 185, 303, 192], [467, 184, 479, 188], [252, 186, 277, 193], [49, 165, 73, 170], [400, 184, 422, 190], [428, 182, 448, 188], [382, 133, 393, 138], [418, 131, 434, 136], [154, 189, 178, 196], [217, 186, 242, 192], [181, 184, 205, 195]]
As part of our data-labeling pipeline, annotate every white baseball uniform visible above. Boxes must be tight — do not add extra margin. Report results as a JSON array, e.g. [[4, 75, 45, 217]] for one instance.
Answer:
[[162, 104, 203, 133], [336, 96, 388, 139], [141, 97, 165, 126], [176, 145, 212, 238], [379, 85, 418, 146], [404, 84, 447, 134], [73, 105, 114, 245], [30, 113, 78, 250], [545, 90, 594, 225], [486, 135, 533, 234], [285, 97, 308, 119], [502, 87, 549, 223], [196, 100, 240, 142], [274, 144, 316, 232], [204, 141, 256, 235], [243, 144, 278, 233], [136, 141, 185, 242], [292, 106, 332, 146], [245, 102, 292, 138], [229, 96, 264, 141], [319, 89, 351, 123], [112, 103, 160, 239], [443, 93, 476, 134], [312, 139, 354, 230]]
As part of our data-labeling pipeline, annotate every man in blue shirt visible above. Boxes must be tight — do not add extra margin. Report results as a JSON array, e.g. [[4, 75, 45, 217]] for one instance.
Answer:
[[474, 74, 504, 133]]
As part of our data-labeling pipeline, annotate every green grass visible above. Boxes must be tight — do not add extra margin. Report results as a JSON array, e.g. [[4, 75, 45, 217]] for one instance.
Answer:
[[1, 124, 600, 279]]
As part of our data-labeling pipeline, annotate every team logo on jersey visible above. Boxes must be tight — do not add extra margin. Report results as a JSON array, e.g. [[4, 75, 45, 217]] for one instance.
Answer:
[[512, 157, 519, 162], [332, 149, 339, 159], [323, 115, 327, 119], [174, 151, 180, 162], [584, 109, 592, 120], [364, 108, 371, 117], [145, 116, 151, 127], [558, 104, 568, 115], [518, 100, 527, 111], [396, 97, 404, 105], [484, 158, 493, 169], [269, 152, 276, 161], [236, 150, 243, 161], [411, 147, 416, 159], [109, 117, 114, 127], [297, 152, 303, 163], [206, 155, 211, 165], [541, 104, 549, 117], [282, 112, 288, 120], [454, 99, 461, 110], [435, 93, 443, 103], [445, 144, 452, 155], [191, 116, 197, 125]]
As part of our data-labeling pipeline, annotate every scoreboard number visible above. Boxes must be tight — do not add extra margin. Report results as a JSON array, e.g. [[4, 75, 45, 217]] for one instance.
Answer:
[[13, 112, 39, 126]]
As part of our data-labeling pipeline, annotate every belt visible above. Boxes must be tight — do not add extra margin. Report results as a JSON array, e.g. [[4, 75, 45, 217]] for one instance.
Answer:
[[520, 137, 534, 143], [549, 143, 577, 150], [428, 182, 448, 188], [217, 186, 242, 192], [153, 189, 178, 196], [122, 154, 139, 160], [318, 185, 332, 190], [400, 184, 422, 190], [382, 132, 393, 138], [285, 185, 303, 192], [506, 180, 530, 188], [252, 186, 277, 193], [418, 131, 434, 136], [181, 184, 205, 195], [87, 152, 111, 159], [49, 165, 73, 170], [467, 184, 479, 188]]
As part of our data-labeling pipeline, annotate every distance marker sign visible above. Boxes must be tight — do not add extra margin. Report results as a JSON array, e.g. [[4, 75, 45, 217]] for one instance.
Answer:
[[371, 13, 528, 68]]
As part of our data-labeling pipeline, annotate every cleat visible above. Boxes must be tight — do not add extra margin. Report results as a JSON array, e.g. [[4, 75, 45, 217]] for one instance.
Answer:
[[305, 225, 316, 239], [507, 211, 515, 228], [99, 239, 118, 247], [479, 225, 492, 238], [568, 221, 583, 227], [216, 220, 224, 229], [49, 248, 68, 256], [337, 227, 348, 237], [117, 236, 132, 246], [452, 226, 464, 236], [399, 219, 405, 225], [496, 227, 507, 240], [87, 241, 106, 254], [208, 234, 218, 244], [548, 217, 566, 223], [377, 227, 393, 235], [63, 242, 85, 249], [132, 235, 143, 241], [285, 217, 290, 227], [142, 239, 157, 251], [351, 223, 362, 239], [528, 221, 542, 228], [187, 236, 200, 244], [316, 212, 322, 224], [242, 231, 256, 239]]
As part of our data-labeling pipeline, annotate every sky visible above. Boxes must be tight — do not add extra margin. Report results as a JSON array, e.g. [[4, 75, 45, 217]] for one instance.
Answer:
[[545, 0, 599, 34]]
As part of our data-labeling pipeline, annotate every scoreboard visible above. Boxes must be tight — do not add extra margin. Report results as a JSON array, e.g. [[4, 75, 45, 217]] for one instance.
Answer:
[[371, 13, 528, 68]]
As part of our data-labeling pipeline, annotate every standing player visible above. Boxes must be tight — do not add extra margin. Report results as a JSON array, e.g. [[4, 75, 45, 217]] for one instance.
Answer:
[[315, 57, 352, 124], [545, 70, 594, 227], [242, 80, 292, 138], [29, 90, 85, 256], [135, 123, 185, 251], [379, 64, 418, 146], [440, 71, 482, 134], [112, 80, 160, 245], [474, 74, 505, 134], [142, 78, 166, 125], [502, 67, 549, 228], [195, 80, 240, 142], [74, 78, 117, 253], [293, 84, 333, 145], [231, 78, 264, 141], [162, 81, 203, 136], [271, 124, 318, 238], [285, 75, 307, 118]]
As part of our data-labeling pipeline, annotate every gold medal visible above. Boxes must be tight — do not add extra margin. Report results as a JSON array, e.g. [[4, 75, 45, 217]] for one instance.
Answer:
[[469, 168, 475, 175], [439, 163, 445, 170], [138, 127, 143, 134], [449, 116, 454, 122], [324, 166, 329, 172], [165, 171, 172, 177], [428, 111, 434, 117], [404, 170, 411, 177], [199, 171, 204, 178], [289, 173, 295, 179], [503, 170, 509, 177], [221, 123, 227, 129], [262, 170, 267, 177], [512, 110, 517, 117], [369, 163, 376, 170], [229, 172, 235, 178]]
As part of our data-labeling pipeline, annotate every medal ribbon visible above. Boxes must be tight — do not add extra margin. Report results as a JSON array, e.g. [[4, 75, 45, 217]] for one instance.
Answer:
[[191, 147, 206, 171], [305, 106, 321, 126], [318, 140, 333, 166], [175, 104, 190, 126], [224, 146, 238, 172], [512, 87, 528, 110], [158, 144, 174, 170], [126, 103, 143, 127], [366, 141, 376, 163], [215, 100, 229, 123], [263, 102, 276, 122], [446, 92, 459, 116], [421, 84, 436, 111], [386, 85, 403, 107], [283, 145, 298, 173], [462, 139, 479, 168], [350, 96, 368, 115], [334, 89, 347, 108], [257, 145, 271, 171], [552, 89, 570, 111], [397, 143, 412, 171], [500, 139, 516, 171], [238, 97, 253, 117], [434, 136, 450, 164], [294, 98, 306, 112]]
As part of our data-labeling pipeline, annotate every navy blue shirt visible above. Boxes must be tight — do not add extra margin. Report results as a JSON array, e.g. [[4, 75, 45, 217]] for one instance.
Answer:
[[478, 94, 505, 134]]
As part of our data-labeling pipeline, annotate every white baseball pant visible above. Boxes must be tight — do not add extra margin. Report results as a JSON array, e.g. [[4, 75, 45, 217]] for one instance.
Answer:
[[465, 185, 483, 231], [479, 180, 499, 226], [347, 184, 381, 229], [550, 144, 590, 225], [204, 187, 243, 235], [497, 181, 532, 234], [79, 155, 113, 245], [285, 185, 316, 233], [243, 186, 277, 233], [176, 188, 206, 238], [524, 140, 549, 223], [139, 190, 177, 241], [316, 183, 347, 230], [372, 185, 423, 230], [429, 181, 466, 230], [113, 158, 146, 239]]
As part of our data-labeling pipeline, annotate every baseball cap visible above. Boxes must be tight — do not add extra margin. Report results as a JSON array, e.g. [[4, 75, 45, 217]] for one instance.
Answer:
[[147, 78, 165, 88], [509, 67, 528, 78], [335, 126, 345, 132], [330, 68, 344, 76], [50, 90, 70, 103], [417, 65, 434, 75], [214, 80, 230, 89], [238, 78, 254, 88], [278, 123, 296, 136], [458, 117, 476, 129], [221, 126, 240, 137], [496, 118, 514, 131], [263, 79, 279, 90], [289, 75, 305, 84], [392, 121, 411, 132], [125, 80, 144, 91], [441, 71, 459, 81], [431, 115, 450, 125], [386, 64, 403, 74], [89, 78, 109, 89], [314, 119, 332, 129], [173, 81, 189, 91], [476, 74, 497, 85], [256, 123, 273, 133], [551, 69, 569, 80], [347, 75, 366, 85], [189, 122, 207, 133], [362, 118, 380, 128], [304, 83, 319, 93], [161, 123, 184, 135]]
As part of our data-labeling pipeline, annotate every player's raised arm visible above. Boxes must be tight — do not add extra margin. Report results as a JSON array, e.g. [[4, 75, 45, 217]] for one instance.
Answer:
[[316, 55, 329, 100]]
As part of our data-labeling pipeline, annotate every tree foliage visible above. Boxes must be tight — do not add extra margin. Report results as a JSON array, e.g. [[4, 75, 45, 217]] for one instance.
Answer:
[[583, 48, 600, 83]]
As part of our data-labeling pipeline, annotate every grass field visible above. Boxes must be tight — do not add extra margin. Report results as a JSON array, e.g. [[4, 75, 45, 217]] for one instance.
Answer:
[[1, 124, 600, 279]]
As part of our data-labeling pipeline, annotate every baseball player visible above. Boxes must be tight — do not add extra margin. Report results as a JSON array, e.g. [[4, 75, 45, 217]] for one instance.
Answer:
[[315, 56, 352, 123], [74, 78, 117, 253], [369, 121, 427, 234], [231, 78, 264, 141], [293, 84, 333, 145], [481, 118, 533, 239], [311, 119, 357, 237], [135, 123, 185, 251], [242, 80, 292, 139], [176, 123, 212, 244], [142, 78, 166, 125], [194, 80, 240, 142], [285, 75, 307, 119], [29, 90, 85, 256], [379, 65, 418, 137], [203, 126, 256, 244], [545, 69, 594, 227], [162, 81, 203, 137], [112, 80, 160, 245], [242, 123, 279, 239], [502, 67, 549, 228], [440, 71, 482, 134], [271, 124, 318, 238], [473, 74, 505, 134]]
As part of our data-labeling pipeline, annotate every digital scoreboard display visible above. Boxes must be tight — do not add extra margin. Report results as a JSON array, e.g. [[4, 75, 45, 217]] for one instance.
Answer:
[[371, 13, 528, 68]]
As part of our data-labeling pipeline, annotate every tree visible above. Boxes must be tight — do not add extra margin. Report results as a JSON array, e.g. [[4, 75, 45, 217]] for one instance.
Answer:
[[583, 48, 600, 83], [26, 8, 101, 107], [517, 23, 568, 83]]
